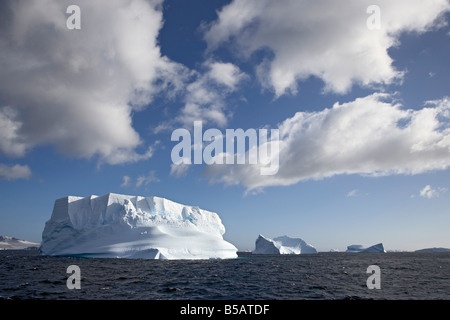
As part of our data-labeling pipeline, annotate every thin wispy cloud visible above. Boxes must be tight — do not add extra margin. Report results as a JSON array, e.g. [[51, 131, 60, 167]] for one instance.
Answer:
[[136, 170, 160, 188], [170, 163, 190, 178], [120, 176, 132, 188], [347, 190, 359, 198]]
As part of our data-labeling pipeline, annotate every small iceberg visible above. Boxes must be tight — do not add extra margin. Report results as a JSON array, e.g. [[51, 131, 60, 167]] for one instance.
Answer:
[[0, 236, 40, 250], [252, 235, 317, 254], [346, 243, 386, 253], [415, 247, 450, 253]]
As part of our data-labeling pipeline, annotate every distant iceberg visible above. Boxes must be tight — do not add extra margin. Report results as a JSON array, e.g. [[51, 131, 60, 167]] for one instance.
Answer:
[[346, 245, 365, 253], [415, 247, 450, 253], [0, 236, 40, 250], [346, 243, 386, 253], [40, 193, 237, 259], [252, 235, 317, 254]]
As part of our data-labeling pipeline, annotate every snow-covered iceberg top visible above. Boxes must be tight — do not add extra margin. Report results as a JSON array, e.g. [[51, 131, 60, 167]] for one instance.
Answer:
[[252, 235, 317, 254], [40, 193, 237, 259], [346, 243, 386, 253]]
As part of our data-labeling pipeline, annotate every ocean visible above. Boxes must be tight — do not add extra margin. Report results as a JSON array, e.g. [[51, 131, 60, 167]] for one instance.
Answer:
[[1, 250, 449, 301]]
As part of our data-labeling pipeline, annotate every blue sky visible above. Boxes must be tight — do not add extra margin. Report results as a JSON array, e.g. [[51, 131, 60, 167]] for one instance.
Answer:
[[1, 0, 450, 252]]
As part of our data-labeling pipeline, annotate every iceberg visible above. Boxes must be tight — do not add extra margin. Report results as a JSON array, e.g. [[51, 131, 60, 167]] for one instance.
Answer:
[[415, 247, 450, 253], [252, 235, 317, 254], [0, 236, 40, 250], [40, 193, 237, 259], [346, 245, 365, 253], [346, 243, 386, 253]]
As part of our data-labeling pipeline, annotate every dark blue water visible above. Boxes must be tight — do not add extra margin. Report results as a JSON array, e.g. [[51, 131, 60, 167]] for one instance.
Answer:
[[0, 250, 449, 300]]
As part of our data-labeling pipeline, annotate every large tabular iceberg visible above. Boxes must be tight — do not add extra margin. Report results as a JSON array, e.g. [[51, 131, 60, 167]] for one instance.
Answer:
[[252, 235, 317, 254], [40, 193, 237, 259]]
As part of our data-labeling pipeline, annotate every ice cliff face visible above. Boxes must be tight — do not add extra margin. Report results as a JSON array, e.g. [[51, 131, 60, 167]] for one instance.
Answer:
[[252, 235, 317, 254], [40, 193, 237, 259]]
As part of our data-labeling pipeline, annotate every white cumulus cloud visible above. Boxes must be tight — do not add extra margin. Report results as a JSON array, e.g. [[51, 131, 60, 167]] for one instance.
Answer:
[[0, 164, 31, 181], [0, 0, 186, 165], [205, 94, 450, 192], [204, 0, 450, 96], [176, 60, 247, 128], [419, 185, 447, 199], [206, 61, 248, 91]]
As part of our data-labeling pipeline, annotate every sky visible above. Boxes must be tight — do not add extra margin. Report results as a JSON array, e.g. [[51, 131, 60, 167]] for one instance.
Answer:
[[1, 0, 450, 252]]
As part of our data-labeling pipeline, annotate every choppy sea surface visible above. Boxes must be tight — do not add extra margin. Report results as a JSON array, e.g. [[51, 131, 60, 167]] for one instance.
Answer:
[[0, 250, 449, 300]]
